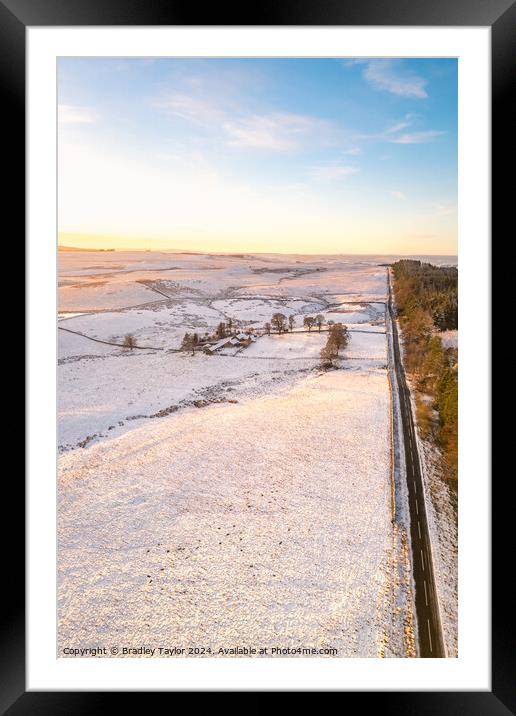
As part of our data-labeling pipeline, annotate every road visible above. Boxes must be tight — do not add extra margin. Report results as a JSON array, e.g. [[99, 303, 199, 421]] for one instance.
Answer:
[[387, 271, 445, 658]]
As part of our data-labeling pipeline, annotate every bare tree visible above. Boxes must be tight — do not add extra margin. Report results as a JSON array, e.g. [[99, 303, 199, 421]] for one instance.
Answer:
[[123, 333, 137, 350], [264, 322, 271, 336], [303, 316, 316, 332], [216, 322, 227, 338], [288, 315, 295, 332], [315, 314, 325, 332], [271, 312, 287, 333]]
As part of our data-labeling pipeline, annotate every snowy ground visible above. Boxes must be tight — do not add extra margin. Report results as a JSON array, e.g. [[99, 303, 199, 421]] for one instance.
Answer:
[[59, 371, 397, 656], [58, 251, 414, 656], [416, 438, 458, 657]]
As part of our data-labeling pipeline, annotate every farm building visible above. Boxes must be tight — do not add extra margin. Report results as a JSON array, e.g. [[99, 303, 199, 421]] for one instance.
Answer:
[[235, 332, 255, 346], [203, 337, 234, 354], [203, 333, 256, 354]]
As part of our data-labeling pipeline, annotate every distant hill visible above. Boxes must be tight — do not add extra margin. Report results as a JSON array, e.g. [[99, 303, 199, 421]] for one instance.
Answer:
[[58, 246, 115, 252]]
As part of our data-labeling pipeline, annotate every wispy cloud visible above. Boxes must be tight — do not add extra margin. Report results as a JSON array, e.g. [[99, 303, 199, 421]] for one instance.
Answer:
[[58, 104, 98, 125], [434, 202, 455, 216], [156, 89, 335, 152], [224, 113, 332, 151], [359, 60, 428, 99], [392, 130, 444, 144], [223, 113, 318, 151], [354, 114, 444, 146], [154, 93, 224, 124], [385, 116, 415, 134], [159, 87, 395, 155], [309, 163, 359, 181], [390, 190, 407, 200]]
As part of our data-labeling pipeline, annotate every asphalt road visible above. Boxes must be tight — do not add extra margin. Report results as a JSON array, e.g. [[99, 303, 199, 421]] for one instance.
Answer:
[[387, 271, 445, 658]]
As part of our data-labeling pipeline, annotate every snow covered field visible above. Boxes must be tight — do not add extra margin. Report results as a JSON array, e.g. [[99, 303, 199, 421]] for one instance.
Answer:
[[58, 251, 414, 656], [59, 371, 396, 656]]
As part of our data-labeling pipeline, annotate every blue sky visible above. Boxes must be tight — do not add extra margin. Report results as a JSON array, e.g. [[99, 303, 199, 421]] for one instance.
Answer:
[[58, 57, 457, 254]]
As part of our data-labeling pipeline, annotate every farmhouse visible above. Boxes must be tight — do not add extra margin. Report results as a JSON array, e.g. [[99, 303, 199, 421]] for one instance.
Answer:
[[203, 333, 256, 354], [203, 337, 234, 354], [235, 332, 255, 346]]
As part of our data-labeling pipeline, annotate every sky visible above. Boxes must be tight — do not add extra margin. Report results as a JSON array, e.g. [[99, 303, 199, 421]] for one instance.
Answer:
[[58, 57, 457, 255]]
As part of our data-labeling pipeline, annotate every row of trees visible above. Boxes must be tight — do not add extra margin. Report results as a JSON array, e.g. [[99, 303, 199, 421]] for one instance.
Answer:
[[320, 323, 349, 368], [392, 261, 458, 482], [264, 313, 329, 335], [215, 319, 237, 338], [180, 307, 339, 354], [181, 310, 329, 347], [179, 309, 345, 357], [264, 313, 295, 335], [129, 308, 346, 357], [304, 315, 325, 332]]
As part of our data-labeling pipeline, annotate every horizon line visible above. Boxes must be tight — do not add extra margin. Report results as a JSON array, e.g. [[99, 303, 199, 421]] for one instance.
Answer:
[[58, 244, 457, 258]]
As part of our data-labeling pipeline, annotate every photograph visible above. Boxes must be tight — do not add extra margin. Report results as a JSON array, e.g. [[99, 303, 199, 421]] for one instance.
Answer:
[[57, 57, 458, 659]]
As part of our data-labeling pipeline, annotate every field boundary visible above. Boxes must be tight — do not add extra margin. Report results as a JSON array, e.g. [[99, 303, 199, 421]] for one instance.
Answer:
[[58, 325, 164, 351]]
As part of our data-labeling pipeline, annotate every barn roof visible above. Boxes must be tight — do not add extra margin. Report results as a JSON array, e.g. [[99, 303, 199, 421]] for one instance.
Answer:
[[211, 337, 234, 351]]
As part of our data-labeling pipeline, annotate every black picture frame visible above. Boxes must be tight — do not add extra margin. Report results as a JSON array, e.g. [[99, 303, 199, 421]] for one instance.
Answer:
[[5, 0, 512, 708]]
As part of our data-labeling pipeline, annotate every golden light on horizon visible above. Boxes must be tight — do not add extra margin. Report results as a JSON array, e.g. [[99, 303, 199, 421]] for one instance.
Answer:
[[58, 134, 456, 258], [58, 231, 457, 256]]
